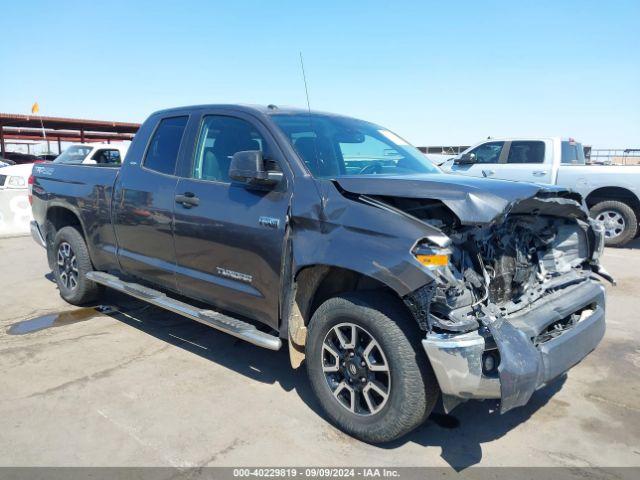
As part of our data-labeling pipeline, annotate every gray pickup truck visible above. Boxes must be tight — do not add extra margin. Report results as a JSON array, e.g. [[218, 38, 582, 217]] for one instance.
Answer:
[[30, 105, 609, 443]]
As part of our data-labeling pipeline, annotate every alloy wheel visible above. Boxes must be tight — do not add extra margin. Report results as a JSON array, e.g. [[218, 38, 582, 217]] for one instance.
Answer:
[[322, 323, 391, 416], [57, 241, 78, 290]]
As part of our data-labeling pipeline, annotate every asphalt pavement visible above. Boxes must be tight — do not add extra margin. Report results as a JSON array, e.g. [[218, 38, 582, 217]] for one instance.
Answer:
[[1, 235, 639, 469]]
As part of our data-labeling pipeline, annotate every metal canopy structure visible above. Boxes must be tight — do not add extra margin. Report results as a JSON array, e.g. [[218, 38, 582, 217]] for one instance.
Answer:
[[0, 113, 140, 156]]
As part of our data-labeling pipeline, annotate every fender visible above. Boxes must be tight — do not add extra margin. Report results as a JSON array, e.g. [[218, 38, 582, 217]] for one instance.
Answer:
[[289, 181, 444, 298], [283, 180, 444, 367]]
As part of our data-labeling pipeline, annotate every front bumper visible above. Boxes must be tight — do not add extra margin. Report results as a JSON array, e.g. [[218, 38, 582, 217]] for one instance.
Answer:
[[422, 279, 606, 413]]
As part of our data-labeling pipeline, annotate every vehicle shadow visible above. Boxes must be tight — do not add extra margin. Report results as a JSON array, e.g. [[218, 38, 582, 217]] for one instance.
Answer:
[[101, 290, 314, 400], [100, 289, 566, 470], [612, 237, 640, 249], [382, 377, 566, 469]]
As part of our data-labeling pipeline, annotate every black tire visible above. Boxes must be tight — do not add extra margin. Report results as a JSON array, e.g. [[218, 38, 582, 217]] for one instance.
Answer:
[[590, 200, 638, 247], [51, 226, 103, 305], [306, 292, 439, 443]]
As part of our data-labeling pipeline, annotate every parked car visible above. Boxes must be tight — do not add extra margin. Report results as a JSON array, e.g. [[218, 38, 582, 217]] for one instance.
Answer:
[[54, 143, 129, 166], [0, 163, 34, 190], [0, 158, 16, 167], [0, 162, 35, 235], [442, 137, 640, 246], [30, 105, 608, 443], [1, 152, 39, 165]]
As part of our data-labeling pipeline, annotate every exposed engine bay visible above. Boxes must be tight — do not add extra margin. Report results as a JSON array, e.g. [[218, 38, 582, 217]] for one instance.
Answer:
[[430, 215, 593, 329], [371, 193, 606, 334]]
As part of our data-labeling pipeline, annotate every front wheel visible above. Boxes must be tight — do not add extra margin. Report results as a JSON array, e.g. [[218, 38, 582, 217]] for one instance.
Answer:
[[590, 200, 638, 247], [306, 292, 439, 443]]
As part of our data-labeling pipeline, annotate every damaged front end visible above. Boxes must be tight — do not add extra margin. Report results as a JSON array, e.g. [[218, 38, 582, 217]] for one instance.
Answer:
[[401, 192, 609, 413]]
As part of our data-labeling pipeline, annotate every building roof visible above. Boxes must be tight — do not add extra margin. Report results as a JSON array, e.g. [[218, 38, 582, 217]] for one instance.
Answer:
[[0, 113, 140, 133], [0, 113, 141, 147], [2, 128, 135, 143]]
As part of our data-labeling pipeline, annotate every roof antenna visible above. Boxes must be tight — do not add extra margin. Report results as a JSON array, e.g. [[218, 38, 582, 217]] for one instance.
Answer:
[[299, 51, 312, 113], [298, 51, 323, 175]]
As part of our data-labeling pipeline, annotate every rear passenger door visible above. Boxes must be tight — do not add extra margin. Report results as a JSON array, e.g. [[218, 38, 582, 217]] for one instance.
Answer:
[[172, 111, 291, 329], [113, 115, 189, 290]]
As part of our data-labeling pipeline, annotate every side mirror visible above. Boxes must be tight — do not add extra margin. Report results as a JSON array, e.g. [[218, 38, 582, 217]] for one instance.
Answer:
[[454, 152, 476, 165], [229, 150, 283, 187]]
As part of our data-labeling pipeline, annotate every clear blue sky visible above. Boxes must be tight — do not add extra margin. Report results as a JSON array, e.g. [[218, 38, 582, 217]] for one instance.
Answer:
[[1, 0, 638, 148]]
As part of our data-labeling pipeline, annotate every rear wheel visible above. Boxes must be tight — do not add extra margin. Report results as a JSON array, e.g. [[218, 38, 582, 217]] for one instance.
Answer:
[[306, 292, 439, 443], [590, 200, 638, 247], [52, 226, 103, 305]]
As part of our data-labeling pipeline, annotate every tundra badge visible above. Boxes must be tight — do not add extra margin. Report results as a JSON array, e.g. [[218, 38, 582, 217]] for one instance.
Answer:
[[216, 267, 253, 284]]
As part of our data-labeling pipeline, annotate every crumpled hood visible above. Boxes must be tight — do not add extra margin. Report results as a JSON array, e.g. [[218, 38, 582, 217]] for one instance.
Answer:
[[335, 173, 583, 225]]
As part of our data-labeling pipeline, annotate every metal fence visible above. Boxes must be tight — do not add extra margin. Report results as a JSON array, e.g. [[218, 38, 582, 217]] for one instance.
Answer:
[[585, 148, 640, 165], [418, 146, 470, 155]]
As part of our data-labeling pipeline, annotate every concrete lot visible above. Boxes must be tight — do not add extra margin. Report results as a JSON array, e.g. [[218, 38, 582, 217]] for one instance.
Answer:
[[0, 235, 639, 469]]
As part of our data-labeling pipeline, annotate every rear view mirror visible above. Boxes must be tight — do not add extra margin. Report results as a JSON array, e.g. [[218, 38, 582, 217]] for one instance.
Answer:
[[454, 152, 476, 165], [229, 150, 283, 188], [334, 130, 365, 143]]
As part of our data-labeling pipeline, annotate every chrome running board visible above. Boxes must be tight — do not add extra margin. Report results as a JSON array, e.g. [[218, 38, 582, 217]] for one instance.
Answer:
[[86, 271, 282, 351]]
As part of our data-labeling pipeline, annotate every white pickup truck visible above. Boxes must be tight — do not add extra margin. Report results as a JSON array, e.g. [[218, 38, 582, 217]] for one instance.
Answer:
[[53, 143, 129, 166], [441, 137, 640, 246]]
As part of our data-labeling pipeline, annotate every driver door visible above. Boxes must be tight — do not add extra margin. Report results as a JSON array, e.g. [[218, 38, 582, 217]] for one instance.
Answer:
[[449, 141, 506, 179], [172, 111, 291, 329]]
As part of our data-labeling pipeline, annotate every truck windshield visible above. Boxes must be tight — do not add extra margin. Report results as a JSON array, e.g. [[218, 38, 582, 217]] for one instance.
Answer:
[[54, 145, 93, 164], [271, 114, 438, 178]]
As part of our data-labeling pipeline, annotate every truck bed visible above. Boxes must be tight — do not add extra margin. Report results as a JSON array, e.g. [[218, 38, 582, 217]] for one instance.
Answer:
[[32, 163, 121, 271]]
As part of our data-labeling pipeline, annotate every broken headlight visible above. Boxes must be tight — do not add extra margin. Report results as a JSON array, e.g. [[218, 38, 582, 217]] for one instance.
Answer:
[[413, 244, 452, 270]]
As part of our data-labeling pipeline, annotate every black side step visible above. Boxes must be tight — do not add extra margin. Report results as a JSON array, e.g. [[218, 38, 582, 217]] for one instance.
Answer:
[[86, 271, 282, 351]]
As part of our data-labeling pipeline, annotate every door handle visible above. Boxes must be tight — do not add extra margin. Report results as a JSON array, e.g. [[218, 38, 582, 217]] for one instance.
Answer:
[[175, 192, 200, 208], [482, 169, 495, 177], [532, 170, 548, 176]]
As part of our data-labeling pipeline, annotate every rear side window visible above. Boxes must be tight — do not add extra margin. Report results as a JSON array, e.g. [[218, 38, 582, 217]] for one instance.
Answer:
[[467, 141, 504, 164], [507, 141, 545, 164], [561, 141, 586, 165], [144, 116, 188, 175], [54, 145, 93, 164]]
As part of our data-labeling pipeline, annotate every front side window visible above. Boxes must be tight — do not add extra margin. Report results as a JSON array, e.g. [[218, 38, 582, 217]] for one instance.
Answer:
[[191, 116, 267, 182], [467, 141, 505, 164], [507, 141, 545, 164], [271, 114, 438, 178], [143, 116, 188, 175], [54, 145, 93, 164]]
